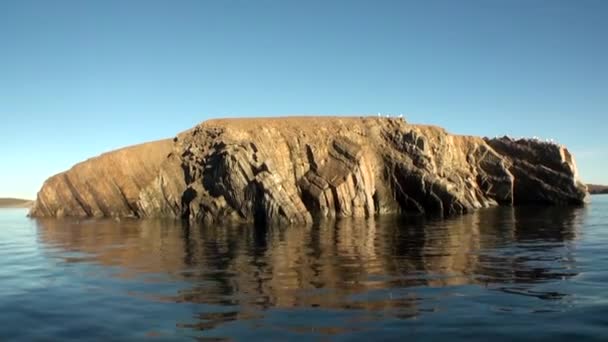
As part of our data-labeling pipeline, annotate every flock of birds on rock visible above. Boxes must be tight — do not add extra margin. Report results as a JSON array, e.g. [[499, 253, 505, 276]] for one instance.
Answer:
[[376, 112, 405, 120]]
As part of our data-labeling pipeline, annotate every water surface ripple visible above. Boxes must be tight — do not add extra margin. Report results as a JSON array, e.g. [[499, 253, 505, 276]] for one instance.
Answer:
[[1, 197, 608, 341]]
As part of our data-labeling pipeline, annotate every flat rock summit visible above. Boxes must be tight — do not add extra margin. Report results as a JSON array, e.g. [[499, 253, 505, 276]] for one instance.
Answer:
[[30, 117, 589, 225]]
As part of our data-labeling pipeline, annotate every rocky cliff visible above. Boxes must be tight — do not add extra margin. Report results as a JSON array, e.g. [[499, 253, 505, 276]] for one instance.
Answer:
[[30, 117, 589, 224]]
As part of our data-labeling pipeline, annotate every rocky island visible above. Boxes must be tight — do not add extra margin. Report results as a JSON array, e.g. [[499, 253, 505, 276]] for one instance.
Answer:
[[30, 117, 589, 225]]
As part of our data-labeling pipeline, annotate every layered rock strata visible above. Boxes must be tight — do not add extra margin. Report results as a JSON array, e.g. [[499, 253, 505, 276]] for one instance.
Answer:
[[30, 117, 589, 224]]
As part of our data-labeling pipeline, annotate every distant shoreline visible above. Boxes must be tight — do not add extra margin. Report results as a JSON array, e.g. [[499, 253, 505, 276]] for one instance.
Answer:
[[588, 184, 608, 195], [0, 198, 34, 208]]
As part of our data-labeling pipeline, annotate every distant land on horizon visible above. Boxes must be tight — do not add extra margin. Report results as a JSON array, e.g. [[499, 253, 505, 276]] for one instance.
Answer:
[[0, 198, 34, 208], [588, 184, 608, 195]]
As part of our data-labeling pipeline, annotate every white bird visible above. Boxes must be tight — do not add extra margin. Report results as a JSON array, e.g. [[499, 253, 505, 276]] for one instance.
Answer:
[[386, 114, 390, 118], [398, 114, 403, 118], [377, 112, 381, 117]]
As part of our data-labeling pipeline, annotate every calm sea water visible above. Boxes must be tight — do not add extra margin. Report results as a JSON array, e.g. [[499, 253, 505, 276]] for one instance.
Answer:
[[1, 197, 607, 341]]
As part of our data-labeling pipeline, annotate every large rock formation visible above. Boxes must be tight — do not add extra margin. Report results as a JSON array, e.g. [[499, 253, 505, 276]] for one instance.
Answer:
[[30, 117, 589, 224]]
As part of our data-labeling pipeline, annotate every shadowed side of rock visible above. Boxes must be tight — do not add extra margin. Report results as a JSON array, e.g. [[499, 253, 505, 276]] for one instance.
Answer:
[[486, 137, 589, 205], [30, 117, 589, 224]]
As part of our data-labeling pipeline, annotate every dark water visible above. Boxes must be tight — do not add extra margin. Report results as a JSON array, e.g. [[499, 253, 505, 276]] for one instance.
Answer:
[[1, 197, 608, 341]]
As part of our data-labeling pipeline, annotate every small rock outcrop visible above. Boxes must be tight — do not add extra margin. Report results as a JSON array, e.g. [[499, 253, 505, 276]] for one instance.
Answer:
[[30, 117, 589, 224]]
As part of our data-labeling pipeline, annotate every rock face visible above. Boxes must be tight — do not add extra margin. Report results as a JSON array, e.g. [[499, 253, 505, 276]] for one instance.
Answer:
[[30, 117, 589, 224], [31, 140, 174, 218], [486, 137, 589, 205]]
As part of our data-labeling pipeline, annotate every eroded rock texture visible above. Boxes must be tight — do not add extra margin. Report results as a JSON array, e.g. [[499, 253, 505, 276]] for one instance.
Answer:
[[30, 117, 589, 224], [486, 137, 589, 205]]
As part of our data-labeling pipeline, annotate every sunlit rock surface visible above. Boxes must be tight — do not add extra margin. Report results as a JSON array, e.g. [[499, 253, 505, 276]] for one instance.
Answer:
[[30, 117, 589, 223]]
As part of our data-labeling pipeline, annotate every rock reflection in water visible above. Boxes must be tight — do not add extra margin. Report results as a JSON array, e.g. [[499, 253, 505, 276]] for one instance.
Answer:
[[35, 205, 585, 333]]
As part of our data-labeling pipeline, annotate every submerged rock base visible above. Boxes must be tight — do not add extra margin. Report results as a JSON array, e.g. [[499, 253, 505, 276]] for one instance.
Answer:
[[30, 117, 589, 224]]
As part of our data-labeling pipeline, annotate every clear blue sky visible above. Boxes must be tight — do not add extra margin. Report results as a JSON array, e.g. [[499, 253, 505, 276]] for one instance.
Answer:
[[1, 0, 606, 199]]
